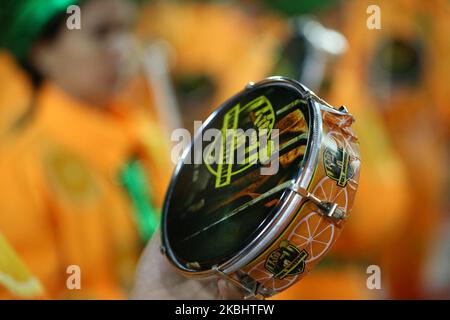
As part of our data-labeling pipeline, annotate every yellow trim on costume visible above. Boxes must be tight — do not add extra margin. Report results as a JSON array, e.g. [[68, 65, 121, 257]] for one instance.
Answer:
[[0, 234, 44, 297]]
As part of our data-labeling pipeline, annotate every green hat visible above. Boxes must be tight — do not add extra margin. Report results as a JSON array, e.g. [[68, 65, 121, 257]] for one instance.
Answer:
[[0, 0, 79, 63], [262, 0, 341, 16]]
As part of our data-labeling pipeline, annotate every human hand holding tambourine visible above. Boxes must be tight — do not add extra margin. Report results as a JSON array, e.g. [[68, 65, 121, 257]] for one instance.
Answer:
[[133, 77, 360, 299], [132, 229, 246, 299]]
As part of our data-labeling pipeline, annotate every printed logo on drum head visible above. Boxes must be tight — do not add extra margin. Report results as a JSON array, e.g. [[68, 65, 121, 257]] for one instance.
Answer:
[[265, 240, 308, 279], [206, 95, 276, 188], [323, 135, 355, 187]]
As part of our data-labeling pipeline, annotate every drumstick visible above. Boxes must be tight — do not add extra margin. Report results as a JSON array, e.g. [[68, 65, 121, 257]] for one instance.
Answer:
[[182, 179, 296, 241], [141, 41, 183, 137]]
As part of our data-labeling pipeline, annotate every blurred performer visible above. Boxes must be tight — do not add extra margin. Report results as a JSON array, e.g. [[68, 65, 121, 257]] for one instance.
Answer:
[[0, 0, 173, 298], [137, 0, 413, 299], [135, 0, 287, 130], [327, 0, 448, 299], [263, 1, 412, 299]]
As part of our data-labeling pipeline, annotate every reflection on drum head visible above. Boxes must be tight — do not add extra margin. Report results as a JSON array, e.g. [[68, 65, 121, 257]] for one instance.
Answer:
[[164, 84, 312, 271]]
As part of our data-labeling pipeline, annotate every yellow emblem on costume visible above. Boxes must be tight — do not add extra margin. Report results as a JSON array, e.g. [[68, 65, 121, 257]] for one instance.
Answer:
[[44, 146, 98, 204]]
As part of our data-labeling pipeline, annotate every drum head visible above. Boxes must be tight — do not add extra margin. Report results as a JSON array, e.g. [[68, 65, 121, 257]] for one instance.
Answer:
[[163, 81, 313, 272]]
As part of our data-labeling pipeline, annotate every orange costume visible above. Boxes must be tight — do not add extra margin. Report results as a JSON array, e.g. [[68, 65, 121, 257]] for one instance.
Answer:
[[0, 82, 172, 299], [327, 0, 447, 299]]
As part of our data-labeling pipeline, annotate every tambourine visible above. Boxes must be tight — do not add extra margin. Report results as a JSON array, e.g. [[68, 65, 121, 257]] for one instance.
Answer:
[[161, 77, 361, 298]]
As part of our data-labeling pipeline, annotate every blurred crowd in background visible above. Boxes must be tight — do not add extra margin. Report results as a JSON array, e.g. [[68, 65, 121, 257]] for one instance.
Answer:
[[0, 0, 448, 299]]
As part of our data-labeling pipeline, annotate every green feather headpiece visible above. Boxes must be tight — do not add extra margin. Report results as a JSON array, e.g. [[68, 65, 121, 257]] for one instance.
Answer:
[[0, 0, 80, 62]]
